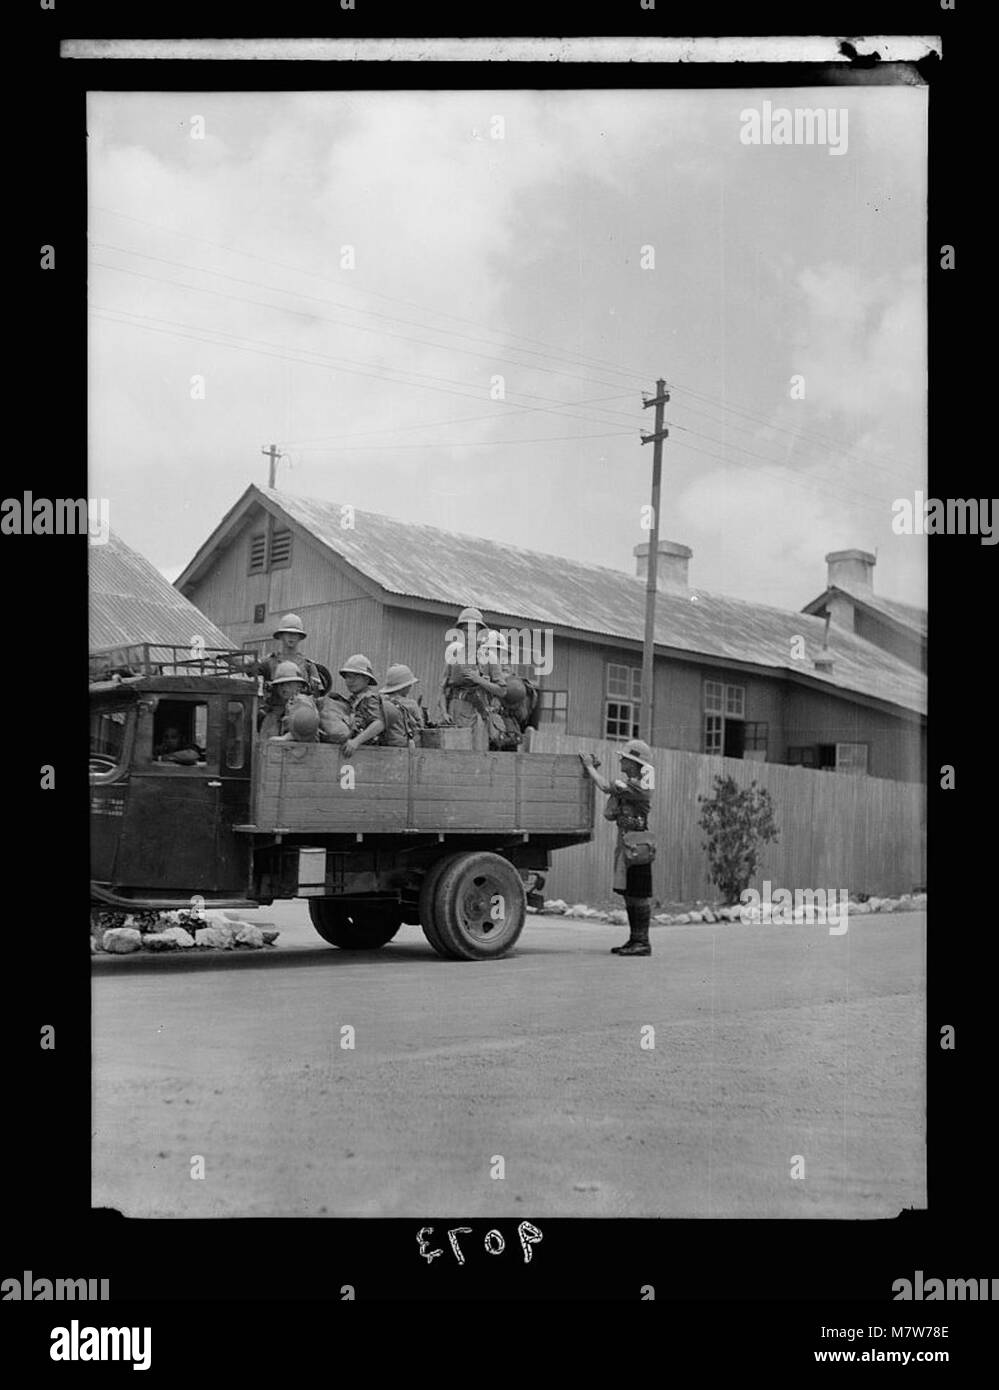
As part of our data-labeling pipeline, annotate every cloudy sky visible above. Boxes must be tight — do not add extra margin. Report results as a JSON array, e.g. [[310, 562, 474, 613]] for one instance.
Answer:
[[88, 86, 927, 610]]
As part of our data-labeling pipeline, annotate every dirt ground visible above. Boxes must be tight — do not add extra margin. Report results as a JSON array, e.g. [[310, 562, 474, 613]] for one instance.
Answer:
[[92, 907, 925, 1218]]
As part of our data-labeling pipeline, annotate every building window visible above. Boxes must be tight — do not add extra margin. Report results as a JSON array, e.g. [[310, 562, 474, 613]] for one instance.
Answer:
[[702, 679, 747, 755], [835, 742, 869, 776], [248, 533, 267, 574], [606, 702, 640, 740], [605, 663, 642, 740], [538, 690, 568, 727], [743, 721, 768, 761], [253, 604, 266, 624], [269, 528, 293, 569], [787, 746, 817, 767], [704, 713, 723, 755]]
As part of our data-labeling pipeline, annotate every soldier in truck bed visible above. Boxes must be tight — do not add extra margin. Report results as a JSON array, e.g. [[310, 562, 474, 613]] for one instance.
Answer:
[[339, 654, 386, 756], [379, 664, 426, 747], [437, 606, 506, 748]]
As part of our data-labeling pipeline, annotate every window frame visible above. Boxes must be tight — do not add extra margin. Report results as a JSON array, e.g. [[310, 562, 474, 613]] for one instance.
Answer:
[[224, 699, 248, 771], [835, 741, 869, 776], [143, 696, 214, 773], [89, 703, 136, 784], [702, 678, 747, 755], [538, 689, 569, 726], [605, 662, 642, 741]]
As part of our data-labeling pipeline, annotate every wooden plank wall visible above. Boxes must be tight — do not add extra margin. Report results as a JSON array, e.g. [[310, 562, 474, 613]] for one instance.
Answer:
[[253, 744, 592, 834], [530, 730, 926, 905]]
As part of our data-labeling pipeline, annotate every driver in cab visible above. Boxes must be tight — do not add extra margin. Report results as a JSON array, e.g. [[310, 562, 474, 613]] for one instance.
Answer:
[[154, 725, 204, 766]]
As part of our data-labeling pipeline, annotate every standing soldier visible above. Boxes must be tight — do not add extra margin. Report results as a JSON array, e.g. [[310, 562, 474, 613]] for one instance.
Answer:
[[580, 739, 656, 956], [338, 654, 386, 757], [437, 606, 506, 749], [479, 630, 539, 751], [256, 613, 326, 732]]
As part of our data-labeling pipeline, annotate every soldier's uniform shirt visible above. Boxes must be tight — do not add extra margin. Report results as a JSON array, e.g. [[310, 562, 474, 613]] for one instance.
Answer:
[[258, 651, 323, 711], [604, 774, 653, 896], [443, 652, 507, 727], [347, 688, 384, 739]]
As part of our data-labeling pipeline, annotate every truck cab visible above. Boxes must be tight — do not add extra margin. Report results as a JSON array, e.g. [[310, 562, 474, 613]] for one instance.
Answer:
[[90, 644, 260, 910]]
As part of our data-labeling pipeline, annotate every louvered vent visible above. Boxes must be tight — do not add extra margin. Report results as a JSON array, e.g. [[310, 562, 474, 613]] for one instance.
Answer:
[[248, 533, 267, 574], [269, 528, 293, 568]]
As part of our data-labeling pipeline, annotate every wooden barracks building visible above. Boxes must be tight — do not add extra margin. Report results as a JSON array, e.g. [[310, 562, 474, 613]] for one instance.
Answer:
[[175, 485, 926, 785]]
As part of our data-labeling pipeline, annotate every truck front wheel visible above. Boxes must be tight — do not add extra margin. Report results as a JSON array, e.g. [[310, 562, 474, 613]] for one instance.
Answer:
[[431, 852, 527, 960], [308, 899, 402, 949]]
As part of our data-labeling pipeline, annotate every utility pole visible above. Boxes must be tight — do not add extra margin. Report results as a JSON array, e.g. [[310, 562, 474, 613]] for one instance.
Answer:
[[639, 378, 669, 746], [261, 443, 281, 489]]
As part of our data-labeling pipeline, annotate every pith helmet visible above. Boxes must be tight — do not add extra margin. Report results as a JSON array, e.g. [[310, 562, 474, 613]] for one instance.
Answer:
[[274, 612, 307, 638], [381, 663, 418, 694], [455, 606, 486, 628], [338, 653, 378, 685], [482, 629, 509, 659], [271, 661, 307, 685], [620, 738, 654, 768]]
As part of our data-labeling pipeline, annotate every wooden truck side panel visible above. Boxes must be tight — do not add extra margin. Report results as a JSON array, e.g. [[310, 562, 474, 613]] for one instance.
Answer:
[[251, 743, 592, 835]]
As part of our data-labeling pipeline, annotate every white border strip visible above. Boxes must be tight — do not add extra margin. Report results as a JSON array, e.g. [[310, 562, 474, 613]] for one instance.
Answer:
[[61, 36, 942, 63]]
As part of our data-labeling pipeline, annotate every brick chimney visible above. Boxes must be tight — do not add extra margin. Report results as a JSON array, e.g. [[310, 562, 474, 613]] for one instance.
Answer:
[[633, 540, 692, 594]]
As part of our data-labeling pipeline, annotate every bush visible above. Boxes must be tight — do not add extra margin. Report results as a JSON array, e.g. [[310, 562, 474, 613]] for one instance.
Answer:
[[697, 775, 779, 906]]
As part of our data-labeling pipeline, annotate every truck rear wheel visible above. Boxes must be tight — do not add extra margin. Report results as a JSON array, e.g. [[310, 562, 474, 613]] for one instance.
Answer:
[[431, 852, 527, 960], [308, 899, 403, 950], [417, 854, 463, 958]]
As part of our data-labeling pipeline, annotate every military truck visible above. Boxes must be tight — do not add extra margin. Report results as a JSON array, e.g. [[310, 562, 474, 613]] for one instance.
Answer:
[[89, 644, 595, 960]]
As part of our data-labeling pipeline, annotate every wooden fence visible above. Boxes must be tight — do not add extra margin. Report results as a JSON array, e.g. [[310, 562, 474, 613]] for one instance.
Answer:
[[529, 731, 926, 906]]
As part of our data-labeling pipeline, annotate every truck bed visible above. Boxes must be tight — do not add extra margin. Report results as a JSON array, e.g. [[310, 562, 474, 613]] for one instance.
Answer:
[[248, 743, 594, 837]]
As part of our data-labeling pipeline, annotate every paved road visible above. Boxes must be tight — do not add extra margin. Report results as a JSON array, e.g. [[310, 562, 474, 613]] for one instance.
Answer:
[[92, 908, 926, 1218]]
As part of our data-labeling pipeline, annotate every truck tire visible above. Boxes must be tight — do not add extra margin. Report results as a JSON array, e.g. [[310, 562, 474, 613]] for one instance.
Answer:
[[308, 899, 402, 949], [431, 852, 527, 960], [417, 854, 464, 958]]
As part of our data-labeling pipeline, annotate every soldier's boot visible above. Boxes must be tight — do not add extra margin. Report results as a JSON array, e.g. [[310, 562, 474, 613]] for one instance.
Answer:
[[615, 898, 652, 956]]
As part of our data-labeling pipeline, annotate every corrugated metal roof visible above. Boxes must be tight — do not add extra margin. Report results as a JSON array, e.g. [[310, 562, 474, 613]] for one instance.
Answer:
[[847, 588, 927, 636], [235, 487, 927, 716], [90, 531, 235, 652]]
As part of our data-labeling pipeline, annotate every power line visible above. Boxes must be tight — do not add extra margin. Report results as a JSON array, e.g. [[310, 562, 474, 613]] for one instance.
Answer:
[[91, 237, 647, 397], [91, 259, 646, 431], [289, 430, 633, 451], [92, 208, 922, 481], [92, 204, 652, 387], [89, 305, 649, 432], [92, 304, 896, 512], [285, 390, 639, 448], [668, 380, 916, 480], [667, 422, 896, 511]]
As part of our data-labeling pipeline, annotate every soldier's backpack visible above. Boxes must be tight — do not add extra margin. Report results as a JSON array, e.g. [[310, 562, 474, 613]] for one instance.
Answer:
[[317, 693, 351, 745], [378, 694, 422, 747]]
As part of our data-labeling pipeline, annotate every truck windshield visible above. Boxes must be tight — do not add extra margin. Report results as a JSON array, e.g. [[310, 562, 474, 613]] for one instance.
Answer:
[[90, 706, 132, 780]]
